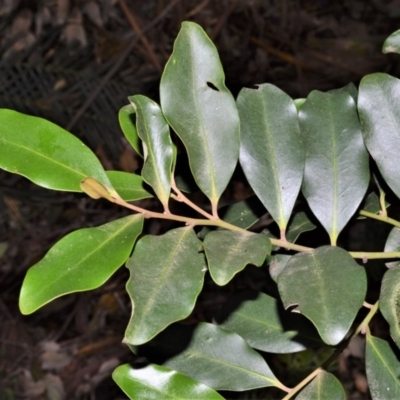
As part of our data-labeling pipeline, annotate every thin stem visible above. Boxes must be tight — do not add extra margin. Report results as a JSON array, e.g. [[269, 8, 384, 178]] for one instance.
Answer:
[[359, 210, 400, 228], [349, 251, 400, 260], [282, 368, 323, 400], [283, 301, 380, 399], [171, 177, 215, 219], [379, 191, 388, 218]]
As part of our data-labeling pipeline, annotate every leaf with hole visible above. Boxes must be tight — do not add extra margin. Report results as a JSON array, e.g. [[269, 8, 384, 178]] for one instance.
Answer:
[[299, 87, 369, 244], [128, 95, 174, 208], [295, 370, 345, 400], [0, 109, 114, 193], [366, 335, 400, 399], [277, 246, 367, 345], [359, 73, 400, 200], [160, 21, 240, 206], [112, 364, 224, 400], [217, 291, 322, 353], [203, 230, 271, 286], [238, 83, 304, 233], [19, 215, 144, 315], [124, 227, 206, 345]]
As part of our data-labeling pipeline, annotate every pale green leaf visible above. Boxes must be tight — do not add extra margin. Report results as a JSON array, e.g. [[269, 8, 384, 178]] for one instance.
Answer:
[[160, 22, 240, 205], [384, 227, 400, 269], [299, 87, 370, 244], [366, 335, 400, 399], [382, 29, 400, 54], [124, 227, 206, 345], [203, 230, 271, 286], [128, 95, 174, 207], [112, 364, 224, 400], [19, 215, 144, 314], [238, 83, 304, 232], [380, 265, 400, 346], [277, 246, 367, 345], [295, 370, 345, 400], [358, 73, 400, 200], [118, 104, 142, 156], [286, 211, 316, 243], [0, 109, 114, 193]]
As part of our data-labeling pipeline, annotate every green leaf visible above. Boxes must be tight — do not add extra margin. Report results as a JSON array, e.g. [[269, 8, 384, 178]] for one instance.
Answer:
[[299, 87, 370, 245], [219, 196, 266, 229], [106, 171, 153, 201], [380, 265, 400, 346], [286, 211, 316, 243], [238, 83, 304, 232], [358, 73, 400, 200], [384, 227, 400, 269], [143, 322, 284, 391], [160, 21, 240, 206], [128, 95, 174, 207], [203, 230, 271, 286], [295, 370, 346, 400], [112, 364, 224, 400], [366, 335, 400, 399], [118, 104, 142, 156], [217, 291, 322, 353], [0, 109, 114, 193], [294, 98, 306, 112], [269, 254, 292, 283], [124, 227, 206, 345], [382, 29, 400, 54], [277, 246, 367, 345], [19, 215, 144, 315]]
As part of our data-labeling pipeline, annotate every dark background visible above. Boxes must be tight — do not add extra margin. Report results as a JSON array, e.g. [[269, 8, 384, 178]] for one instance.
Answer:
[[1, 0, 400, 398]]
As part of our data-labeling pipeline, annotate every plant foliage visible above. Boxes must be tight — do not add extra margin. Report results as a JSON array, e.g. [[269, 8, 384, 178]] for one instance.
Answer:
[[2, 21, 400, 399]]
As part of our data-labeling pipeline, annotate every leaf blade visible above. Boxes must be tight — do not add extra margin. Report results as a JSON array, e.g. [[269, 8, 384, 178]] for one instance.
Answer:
[[0, 109, 113, 192], [299, 88, 370, 244], [19, 215, 144, 314], [160, 22, 240, 205], [112, 364, 224, 400], [124, 227, 206, 345], [238, 84, 304, 231], [277, 246, 367, 345]]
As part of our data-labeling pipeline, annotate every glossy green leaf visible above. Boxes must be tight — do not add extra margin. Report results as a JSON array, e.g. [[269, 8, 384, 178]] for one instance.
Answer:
[[286, 211, 316, 243], [106, 171, 153, 201], [19, 215, 144, 314], [238, 83, 304, 232], [384, 227, 400, 269], [277, 246, 367, 345], [217, 291, 322, 353], [380, 265, 400, 346], [124, 227, 206, 345], [382, 29, 400, 54], [366, 335, 400, 399], [118, 104, 142, 156], [0, 109, 114, 193], [219, 196, 266, 229], [295, 370, 346, 400], [112, 364, 224, 400], [203, 230, 271, 286], [144, 322, 284, 391], [160, 22, 240, 206], [299, 87, 369, 244], [269, 254, 292, 283], [359, 73, 400, 200], [128, 95, 174, 207]]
